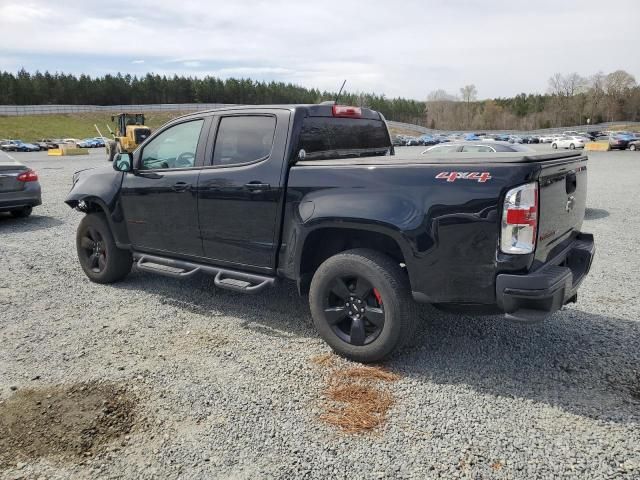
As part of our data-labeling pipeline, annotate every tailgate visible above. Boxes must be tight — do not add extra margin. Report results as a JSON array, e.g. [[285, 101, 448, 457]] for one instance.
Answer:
[[535, 155, 588, 264], [0, 164, 27, 193]]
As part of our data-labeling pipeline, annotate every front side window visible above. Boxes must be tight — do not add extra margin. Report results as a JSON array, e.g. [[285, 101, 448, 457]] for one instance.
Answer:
[[140, 119, 204, 170], [213, 116, 276, 166]]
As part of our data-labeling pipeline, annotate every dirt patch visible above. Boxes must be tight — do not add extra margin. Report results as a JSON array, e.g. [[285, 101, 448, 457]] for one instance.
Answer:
[[0, 381, 136, 468], [313, 359, 400, 434], [334, 365, 400, 383], [310, 353, 338, 367]]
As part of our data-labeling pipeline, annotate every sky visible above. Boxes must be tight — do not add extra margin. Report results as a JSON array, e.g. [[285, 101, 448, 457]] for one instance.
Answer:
[[0, 0, 639, 100]]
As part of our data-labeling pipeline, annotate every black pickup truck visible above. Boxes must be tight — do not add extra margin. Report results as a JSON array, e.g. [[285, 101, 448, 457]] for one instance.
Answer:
[[66, 104, 595, 362]]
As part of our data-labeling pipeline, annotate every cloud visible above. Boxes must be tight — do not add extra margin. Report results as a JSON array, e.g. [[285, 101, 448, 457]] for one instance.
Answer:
[[0, 0, 638, 98], [0, 3, 50, 22], [131, 60, 145, 64]]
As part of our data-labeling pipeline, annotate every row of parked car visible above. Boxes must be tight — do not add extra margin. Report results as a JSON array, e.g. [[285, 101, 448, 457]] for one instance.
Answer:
[[0, 137, 105, 152], [394, 130, 640, 151]]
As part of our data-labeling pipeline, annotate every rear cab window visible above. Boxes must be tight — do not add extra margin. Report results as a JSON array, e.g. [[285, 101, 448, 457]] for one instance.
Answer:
[[297, 116, 392, 161]]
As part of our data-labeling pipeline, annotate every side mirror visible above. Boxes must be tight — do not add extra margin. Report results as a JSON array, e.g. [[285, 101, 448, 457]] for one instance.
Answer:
[[113, 152, 133, 172]]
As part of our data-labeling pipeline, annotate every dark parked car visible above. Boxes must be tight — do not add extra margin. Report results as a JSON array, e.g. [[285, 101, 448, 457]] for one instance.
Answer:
[[578, 132, 595, 141], [65, 104, 594, 362], [609, 133, 633, 150], [7, 140, 40, 152], [0, 158, 42, 218], [392, 135, 405, 146], [405, 136, 421, 146], [418, 135, 438, 146]]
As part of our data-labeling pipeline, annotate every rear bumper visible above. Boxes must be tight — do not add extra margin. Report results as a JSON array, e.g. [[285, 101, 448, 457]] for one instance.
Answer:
[[496, 233, 595, 319], [0, 184, 42, 211]]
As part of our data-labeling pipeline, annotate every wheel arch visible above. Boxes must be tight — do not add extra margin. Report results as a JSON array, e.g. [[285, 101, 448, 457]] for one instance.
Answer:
[[66, 196, 131, 249], [294, 222, 409, 295]]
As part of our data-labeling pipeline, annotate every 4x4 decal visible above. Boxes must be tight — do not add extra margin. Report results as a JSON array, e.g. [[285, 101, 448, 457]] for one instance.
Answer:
[[435, 172, 492, 183]]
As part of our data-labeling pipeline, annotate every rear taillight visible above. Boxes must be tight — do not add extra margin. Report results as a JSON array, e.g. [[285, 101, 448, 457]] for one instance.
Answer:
[[332, 105, 362, 118], [17, 169, 38, 182], [500, 182, 538, 254]]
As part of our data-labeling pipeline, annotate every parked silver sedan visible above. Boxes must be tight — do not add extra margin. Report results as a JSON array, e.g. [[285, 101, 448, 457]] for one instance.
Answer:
[[422, 141, 534, 154], [0, 158, 42, 217]]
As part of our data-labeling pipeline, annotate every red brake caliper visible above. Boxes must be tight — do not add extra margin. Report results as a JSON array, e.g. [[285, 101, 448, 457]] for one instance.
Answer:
[[373, 288, 383, 305]]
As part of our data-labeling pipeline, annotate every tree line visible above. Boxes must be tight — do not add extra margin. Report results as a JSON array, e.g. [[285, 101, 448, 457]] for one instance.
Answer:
[[0, 70, 424, 125], [0, 69, 638, 129], [425, 70, 639, 130]]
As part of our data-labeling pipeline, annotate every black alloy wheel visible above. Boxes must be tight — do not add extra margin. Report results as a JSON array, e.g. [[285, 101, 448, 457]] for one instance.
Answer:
[[322, 275, 385, 346], [79, 226, 107, 273], [309, 249, 416, 362]]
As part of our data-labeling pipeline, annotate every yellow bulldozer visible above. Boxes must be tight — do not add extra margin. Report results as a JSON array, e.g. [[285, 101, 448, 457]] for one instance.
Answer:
[[103, 113, 152, 162]]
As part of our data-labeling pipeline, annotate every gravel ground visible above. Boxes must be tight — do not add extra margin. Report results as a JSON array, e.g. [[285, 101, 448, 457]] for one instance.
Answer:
[[1, 146, 639, 479]]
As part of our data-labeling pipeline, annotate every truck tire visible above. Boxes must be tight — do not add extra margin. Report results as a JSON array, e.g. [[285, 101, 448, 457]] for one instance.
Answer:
[[76, 212, 132, 284], [10, 206, 32, 218], [107, 141, 117, 162], [309, 248, 416, 363]]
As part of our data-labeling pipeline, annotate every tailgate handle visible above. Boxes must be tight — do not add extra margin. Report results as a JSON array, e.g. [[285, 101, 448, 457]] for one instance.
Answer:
[[566, 172, 577, 194]]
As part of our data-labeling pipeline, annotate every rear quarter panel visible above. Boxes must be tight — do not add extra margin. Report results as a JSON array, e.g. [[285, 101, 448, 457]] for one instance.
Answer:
[[281, 162, 539, 304]]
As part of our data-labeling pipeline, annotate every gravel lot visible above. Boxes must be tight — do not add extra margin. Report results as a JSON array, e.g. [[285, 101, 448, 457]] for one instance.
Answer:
[[1, 145, 639, 479]]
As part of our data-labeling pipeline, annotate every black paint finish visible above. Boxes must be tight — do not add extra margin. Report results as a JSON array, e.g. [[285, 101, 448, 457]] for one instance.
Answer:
[[65, 104, 592, 309]]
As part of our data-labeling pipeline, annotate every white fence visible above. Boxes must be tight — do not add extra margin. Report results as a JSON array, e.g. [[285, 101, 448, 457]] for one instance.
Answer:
[[0, 103, 235, 116]]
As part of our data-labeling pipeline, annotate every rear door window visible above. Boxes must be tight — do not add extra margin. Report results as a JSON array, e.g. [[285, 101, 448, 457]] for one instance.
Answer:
[[213, 116, 276, 166]]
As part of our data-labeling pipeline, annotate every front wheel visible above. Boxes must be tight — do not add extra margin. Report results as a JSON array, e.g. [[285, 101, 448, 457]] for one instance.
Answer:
[[309, 249, 416, 363], [569, 143, 575, 150], [76, 213, 132, 283]]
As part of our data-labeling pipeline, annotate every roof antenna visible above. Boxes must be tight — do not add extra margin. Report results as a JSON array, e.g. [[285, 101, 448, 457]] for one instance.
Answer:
[[334, 79, 347, 105]]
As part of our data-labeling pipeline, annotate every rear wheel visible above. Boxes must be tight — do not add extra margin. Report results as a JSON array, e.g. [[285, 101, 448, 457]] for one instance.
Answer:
[[10, 206, 32, 218], [630, 144, 637, 151], [552, 143, 558, 149], [76, 213, 132, 283], [309, 249, 416, 363]]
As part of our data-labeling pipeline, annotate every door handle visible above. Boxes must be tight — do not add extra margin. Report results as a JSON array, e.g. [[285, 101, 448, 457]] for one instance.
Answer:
[[244, 182, 271, 191], [172, 182, 191, 192]]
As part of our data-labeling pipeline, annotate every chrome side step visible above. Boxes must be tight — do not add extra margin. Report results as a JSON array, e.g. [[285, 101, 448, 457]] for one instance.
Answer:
[[134, 254, 276, 294]]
